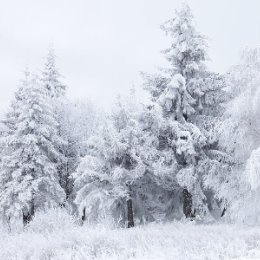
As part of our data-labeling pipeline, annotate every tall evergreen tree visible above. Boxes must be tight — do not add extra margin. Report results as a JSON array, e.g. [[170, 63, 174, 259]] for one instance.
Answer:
[[142, 3, 228, 219], [41, 48, 102, 204], [0, 73, 65, 223], [41, 48, 74, 200]]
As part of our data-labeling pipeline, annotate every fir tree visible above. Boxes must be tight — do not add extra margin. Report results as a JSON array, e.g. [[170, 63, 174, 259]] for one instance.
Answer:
[[41, 48, 74, 200], [142, 3, 228, 219], [0, 73, 65, 223]]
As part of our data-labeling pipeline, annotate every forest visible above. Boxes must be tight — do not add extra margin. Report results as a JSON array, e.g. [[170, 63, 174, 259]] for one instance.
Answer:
[[1, 3, 260, 260]]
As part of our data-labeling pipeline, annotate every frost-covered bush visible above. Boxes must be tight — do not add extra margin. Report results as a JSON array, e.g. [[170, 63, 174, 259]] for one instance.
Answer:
[[26, 208, 77, 234]]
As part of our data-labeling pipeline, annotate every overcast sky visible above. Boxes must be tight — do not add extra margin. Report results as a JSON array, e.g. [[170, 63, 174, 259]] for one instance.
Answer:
[[1, 0, 260, 112]]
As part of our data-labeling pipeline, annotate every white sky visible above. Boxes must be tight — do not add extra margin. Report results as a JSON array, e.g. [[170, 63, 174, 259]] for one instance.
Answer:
[[0, 0, 260, 112]]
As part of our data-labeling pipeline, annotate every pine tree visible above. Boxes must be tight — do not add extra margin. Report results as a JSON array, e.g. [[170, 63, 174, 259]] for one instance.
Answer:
[[0, 73, 65, 223], [40, 48, 74, 200], [142, 3, 228, 219]]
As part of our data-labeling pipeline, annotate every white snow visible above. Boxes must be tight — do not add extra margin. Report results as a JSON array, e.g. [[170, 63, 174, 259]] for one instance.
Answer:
[[0, 209, 260, 260]]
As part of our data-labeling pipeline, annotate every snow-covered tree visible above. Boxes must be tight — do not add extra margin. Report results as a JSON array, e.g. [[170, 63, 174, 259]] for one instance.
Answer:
[[161, 4, 227, 118], [41, 47, 66, 99], [161, 3, 207, 115], [73, 92, 146, 227], [0, 73, 66, 223], [216, 48, 260, 223], [40, 48, 79, 202], [58, 100, 103, 201], [142, 3, 229, 219]]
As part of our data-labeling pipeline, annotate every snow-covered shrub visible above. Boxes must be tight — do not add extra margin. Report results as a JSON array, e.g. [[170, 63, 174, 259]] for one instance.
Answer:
[[26, 208, 77, 234]]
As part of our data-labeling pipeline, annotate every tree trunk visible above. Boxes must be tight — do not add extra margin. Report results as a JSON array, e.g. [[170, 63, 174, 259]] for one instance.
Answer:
[[82, 207, 86, 222], [23, 198, 35, 226], [183, 188, 193, 218], [23, 212, 30, 226], [127, 198, 134, 228], [64, 156, 71, 200], [221, 207, 226, 217]]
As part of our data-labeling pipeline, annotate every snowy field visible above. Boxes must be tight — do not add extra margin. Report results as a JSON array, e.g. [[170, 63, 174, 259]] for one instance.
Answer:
[[0, 210, 260, 260]]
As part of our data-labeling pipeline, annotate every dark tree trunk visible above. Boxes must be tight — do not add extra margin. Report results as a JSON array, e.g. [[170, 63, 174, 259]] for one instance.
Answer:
[[183, 188, 193, 218], [64, 158, 72, 200], [127, 198, 134, 228], [23, 213, 30, 226], [82, 207, 86, 222], [23, 198, 35, 226], [31, 197, 35, 218], [221, 207, 226, 217]]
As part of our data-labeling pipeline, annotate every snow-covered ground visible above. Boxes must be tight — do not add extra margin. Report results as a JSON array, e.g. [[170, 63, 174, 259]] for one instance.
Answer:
[[0, 209, 260, 260]]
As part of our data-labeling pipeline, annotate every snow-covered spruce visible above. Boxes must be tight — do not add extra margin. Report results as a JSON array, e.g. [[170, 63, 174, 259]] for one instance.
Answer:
[[141, 3, 229, 220], [0, 72, 66, 223]]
